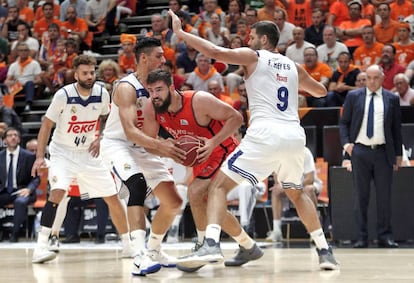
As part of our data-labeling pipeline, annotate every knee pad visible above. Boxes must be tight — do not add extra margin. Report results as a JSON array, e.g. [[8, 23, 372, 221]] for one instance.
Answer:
[[125, 173, 148, 207], [40, 200, 59, 228]]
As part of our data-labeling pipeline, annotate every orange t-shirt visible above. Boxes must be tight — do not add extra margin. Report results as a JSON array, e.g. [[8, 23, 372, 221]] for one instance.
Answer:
[[66, 52, 77, 69], [390, 1, 413, 22], [118, 53, 137, 74], [353, 42, 384, 71], [33, 18, 63, 39], [287, 0, 312, 29], [19, 7, 35, 24], [374, 20, 399, 44], [35, 3, 60, 21], [329, 1, 350, 27], [339, 19, 371, 47], [62, 18, 92, 47], [302, 62, 332, 96], [394, 42, 414, 68]]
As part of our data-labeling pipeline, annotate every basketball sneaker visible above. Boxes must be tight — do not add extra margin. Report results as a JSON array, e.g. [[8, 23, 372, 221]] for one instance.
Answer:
[[48, 235, 60, 252], [122, 242, 141, 258], [224, 243, 264, 266], [32, 246, 57, 263], [317, 247, 340, 270], [176, 238, 223, 272], [265, 229, 282, 242], [132, 251, 162, 276], [147, 249, 177, 267], [176, 241, 204, 272]]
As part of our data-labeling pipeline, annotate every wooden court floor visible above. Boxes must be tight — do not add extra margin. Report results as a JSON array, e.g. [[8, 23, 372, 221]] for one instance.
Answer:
[[1, 240, 414, 282]]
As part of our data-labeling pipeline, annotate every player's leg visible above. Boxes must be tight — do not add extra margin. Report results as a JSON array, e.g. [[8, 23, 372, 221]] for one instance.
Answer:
[[187, 178, 210, 245], [266, 183, 284, 242]]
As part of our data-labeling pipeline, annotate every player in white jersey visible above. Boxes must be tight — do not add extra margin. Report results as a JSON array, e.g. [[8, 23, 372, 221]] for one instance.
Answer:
[[100, 37, 185, 276], [169, 10, 339, 271], [31, 55, 134, 264]]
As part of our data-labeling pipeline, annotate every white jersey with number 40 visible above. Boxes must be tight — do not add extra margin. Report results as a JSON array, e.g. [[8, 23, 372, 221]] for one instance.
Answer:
[[45, 83, 110, 150]]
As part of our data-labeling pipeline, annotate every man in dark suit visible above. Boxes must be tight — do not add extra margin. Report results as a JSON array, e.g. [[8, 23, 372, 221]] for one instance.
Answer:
[[339, 64, 403, 248], [0, 127, 40, 242]]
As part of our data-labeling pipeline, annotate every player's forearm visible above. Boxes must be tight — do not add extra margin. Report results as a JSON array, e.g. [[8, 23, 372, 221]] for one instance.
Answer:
[[178, 29, 224, 60], [210, 113, 243, 148]]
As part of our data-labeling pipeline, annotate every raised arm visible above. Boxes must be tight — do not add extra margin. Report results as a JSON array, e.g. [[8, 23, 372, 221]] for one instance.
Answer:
[[297, 64, 327, 98], [168, 9, 257, 67]]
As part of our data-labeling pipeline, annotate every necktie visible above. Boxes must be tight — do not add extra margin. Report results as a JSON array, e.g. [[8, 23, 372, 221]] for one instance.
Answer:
[[7, 153, 14, 194], [366, 92, 376, 138]]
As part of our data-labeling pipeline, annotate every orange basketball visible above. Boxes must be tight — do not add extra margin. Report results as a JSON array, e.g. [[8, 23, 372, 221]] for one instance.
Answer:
[[177, 135, 205, 167]]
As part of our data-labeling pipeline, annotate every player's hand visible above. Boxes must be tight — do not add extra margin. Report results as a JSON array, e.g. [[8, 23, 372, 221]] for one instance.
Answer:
[[160, 138, 186, 164], [32, 157, 47, 177], [168, 9, 183, 36], [196, 137, 214, 164], [88, 137, 101, 158]]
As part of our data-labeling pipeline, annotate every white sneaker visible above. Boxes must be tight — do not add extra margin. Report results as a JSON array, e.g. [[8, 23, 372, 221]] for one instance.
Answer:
[[147, 249, 177, 267], [32, 246, 57, 263], [265, 229, 283, 242], [121, 242, 141, 258], [48, 235, 60, 252], [166, 235, 179, 244], [132, 251, 161, 276]]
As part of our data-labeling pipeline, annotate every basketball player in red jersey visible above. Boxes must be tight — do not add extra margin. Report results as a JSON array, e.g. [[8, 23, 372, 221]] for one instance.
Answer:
[[143, 69, 264, 271]]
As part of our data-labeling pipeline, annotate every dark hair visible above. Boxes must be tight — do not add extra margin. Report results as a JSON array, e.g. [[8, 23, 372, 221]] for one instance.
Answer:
[[3, 127, 20, 139], [42, 2, 53, 10], [135, 37, 162, 62], [72, 54, 97, 70], [251, 21, 280, 48], [304, 46, 318, 56], [147, 69, 173, 87], [384, 43, 396, 54], [48, 23, 60, 31], [338, 51, 351, 60]]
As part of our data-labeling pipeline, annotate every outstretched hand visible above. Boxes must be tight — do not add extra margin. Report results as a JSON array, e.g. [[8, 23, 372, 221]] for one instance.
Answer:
[[168, 9, 183, 36]]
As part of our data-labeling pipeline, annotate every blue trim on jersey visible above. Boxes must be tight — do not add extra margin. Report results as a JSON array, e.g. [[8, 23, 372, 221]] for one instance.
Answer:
[[227, 150, 259, 186], [137, 87, 149, 98], [67, 84, 103, 106]]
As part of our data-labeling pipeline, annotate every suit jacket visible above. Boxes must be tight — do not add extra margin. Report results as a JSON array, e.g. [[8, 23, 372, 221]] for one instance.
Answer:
[[0, 148, 40, 194], [339, 87, 403, 166]]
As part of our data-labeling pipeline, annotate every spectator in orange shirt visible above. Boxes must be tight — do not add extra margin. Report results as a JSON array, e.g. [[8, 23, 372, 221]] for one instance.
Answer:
[[374, 3, 399, 44], [282, 0, 312, 29], [192, 0, 226, 37], [327, 51, 361, 106], [236, 19, 250, 46], [394, 22, 414, 68], [390, 0, 412, 22], [327, 0, 350, 27], [338, 0, 371, 56], [16, 0, 34, 27], [353, 25, 384, 71], [361, 0, 375, 25], [302, 46, 332, 107], [118, 33, 137, 75], [35, 0, 60, 22], [33, 2, 62, 40], [62, 5, 91, 52], [207, 79, 233, 106], [257, 0, 279, 22]]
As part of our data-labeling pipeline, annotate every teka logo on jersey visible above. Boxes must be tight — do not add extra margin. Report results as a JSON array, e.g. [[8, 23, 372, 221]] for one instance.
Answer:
[[67, 116, 98, 133], [276, 73, 287, 82]]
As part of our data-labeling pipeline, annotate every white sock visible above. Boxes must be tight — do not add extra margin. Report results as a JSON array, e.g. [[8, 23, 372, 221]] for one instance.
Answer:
[[130, 229, 146, 251], [120, 233, 130, 248], [232, 229, 254, 249], [37, 226, 52, 246], [197, 229, 205, 244], [205, 224, 221, 243], [273, 219, 281, 231], [147, 231, 165, 251], [310, 228, 329, 250]]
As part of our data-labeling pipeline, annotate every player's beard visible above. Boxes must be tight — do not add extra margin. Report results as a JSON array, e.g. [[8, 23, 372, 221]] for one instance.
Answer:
[[152, 91, 171, 114], [78, 78, 95, 90]]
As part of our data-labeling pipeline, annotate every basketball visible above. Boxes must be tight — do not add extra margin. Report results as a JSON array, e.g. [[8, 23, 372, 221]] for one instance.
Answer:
[[176, 135, 205, 167]]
